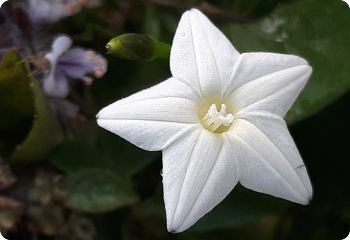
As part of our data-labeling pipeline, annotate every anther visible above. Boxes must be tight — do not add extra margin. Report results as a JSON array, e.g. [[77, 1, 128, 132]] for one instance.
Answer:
[[202, 104, 234, 132]]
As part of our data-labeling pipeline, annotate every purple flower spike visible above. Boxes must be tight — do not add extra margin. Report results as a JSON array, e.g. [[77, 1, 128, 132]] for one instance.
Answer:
[[43, 35, 107, 98]]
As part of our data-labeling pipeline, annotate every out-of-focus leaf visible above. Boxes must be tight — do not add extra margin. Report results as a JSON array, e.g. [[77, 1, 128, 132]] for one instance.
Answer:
[[0, 49, 63, 163], [143, 5, 161, 38], [97, 129, 159, 177], [93, 54, 170, 108], [94, 210, 128, 240], [0, 49, 35, 155], [127, 186, 287, 234], [10, 78, 64, 164], [50, 142, 107, 174], [221, 0, 350, 124], [50, 126, 158, 177], [190, 186, 287, 232], [0, 49, 63, 162], [208, 0, 280, 16], [64, 169, 138, 213], [0, 49, 34, 127]]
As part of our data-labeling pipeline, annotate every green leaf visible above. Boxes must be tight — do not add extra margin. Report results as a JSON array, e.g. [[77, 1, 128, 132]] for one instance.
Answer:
[[221, 0, 350, 123], [190, 186, 287, 232], [0, 49, 35, 155], [127, 186, 287, 234], [207, 0, 280, 16], [64, 169, 138, 213], [96, 129, 159, 177], [50, 126, 158, 177], [50, 141, 108, 174], [10, 79, 64, 164], [0, 49, 63, 163]]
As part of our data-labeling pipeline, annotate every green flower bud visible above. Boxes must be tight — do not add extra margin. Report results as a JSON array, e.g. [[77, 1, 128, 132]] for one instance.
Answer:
[[106, 34, 170, 61]]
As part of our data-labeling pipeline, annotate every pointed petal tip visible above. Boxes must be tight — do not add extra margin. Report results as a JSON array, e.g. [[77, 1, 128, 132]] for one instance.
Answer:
[[302, 192, 313, 206], [288, 186, 313, 205], [181, 8, 203, 17], [167, 225, 179, 234], [95, 108, 109, 127], [188, 8, 208, 19], [95, 116, 104, 128], [296, 195, 312, 206], [166, 217, 178, 233], [96, 107, 111, 128], [189, 8, 200, 13], [304, 64, 313, 75], [166, 220, 189, 234], [285, 177, 313, 205], [298, 64, 313, 85], [96, 108, 104, 120], [95, 105, 112, 120]]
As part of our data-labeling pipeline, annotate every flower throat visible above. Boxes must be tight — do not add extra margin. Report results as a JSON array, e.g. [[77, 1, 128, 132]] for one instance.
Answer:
[[201, 104, 233, 133]]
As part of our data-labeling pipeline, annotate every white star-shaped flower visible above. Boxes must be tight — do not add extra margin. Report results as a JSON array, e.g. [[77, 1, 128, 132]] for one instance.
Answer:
[[97, 9, 313, 233]]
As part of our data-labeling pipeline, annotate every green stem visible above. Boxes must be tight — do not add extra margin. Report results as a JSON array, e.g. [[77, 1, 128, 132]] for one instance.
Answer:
[[150, 37, 171, 60]]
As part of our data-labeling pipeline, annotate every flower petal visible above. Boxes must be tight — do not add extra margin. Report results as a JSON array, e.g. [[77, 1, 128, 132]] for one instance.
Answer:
[[51, 36, 72, 58], [58, 48, 94, 79], [163, 129, 238, 232], [97, 78, 200, 151], [228, 115, 312, 205], [226, 53, 312, 117], [170, 9, 239, 98], [43, 36, 73, 98], [43, 68, 70, 98], [45, 36, 73, 75]]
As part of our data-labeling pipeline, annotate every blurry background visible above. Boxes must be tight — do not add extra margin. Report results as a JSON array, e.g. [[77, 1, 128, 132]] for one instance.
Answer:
[[0, 0, 349, 239]]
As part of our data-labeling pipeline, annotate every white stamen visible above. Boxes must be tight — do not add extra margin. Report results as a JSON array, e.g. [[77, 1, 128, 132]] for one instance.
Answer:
[[202, 104, 234, 132]]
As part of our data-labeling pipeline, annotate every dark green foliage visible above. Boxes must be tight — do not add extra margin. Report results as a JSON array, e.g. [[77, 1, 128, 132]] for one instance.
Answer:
[[1, 0, 349, 239]]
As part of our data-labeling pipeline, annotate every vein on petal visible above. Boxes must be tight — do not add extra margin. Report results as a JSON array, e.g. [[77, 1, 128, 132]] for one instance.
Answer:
[[223, 54, 243, 96], [235, 111, 281, 121], [162, 125, 201, 150], [189, 13, 203, 97], [195, 12, 221, 93], [173, 77, 203, 100], [233, 128, 308, 202], [170, 130, 202, 228], [117, 95, 199, 107], [97, 118, 197, 125], [237, 116, 311, 196], [233, 65, 309, 115], [226, 64, 309, 100], [176, 135, 224, 231], [224, 134, 240, 180]]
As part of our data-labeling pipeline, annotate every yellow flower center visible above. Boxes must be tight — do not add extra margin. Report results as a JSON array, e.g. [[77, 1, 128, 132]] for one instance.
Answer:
[[198, 97, 235, 133], [202, 104, 233, 132]]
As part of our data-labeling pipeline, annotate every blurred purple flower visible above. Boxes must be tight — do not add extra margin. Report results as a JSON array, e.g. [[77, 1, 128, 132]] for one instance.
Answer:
[[43, 35, 107, 98], [28, 0, 87, 24]]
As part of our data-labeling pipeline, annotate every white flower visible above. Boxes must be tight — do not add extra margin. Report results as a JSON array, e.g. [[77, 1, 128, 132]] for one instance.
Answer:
[[43, 35, 107, 98], [97, 9, 313, 233]]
